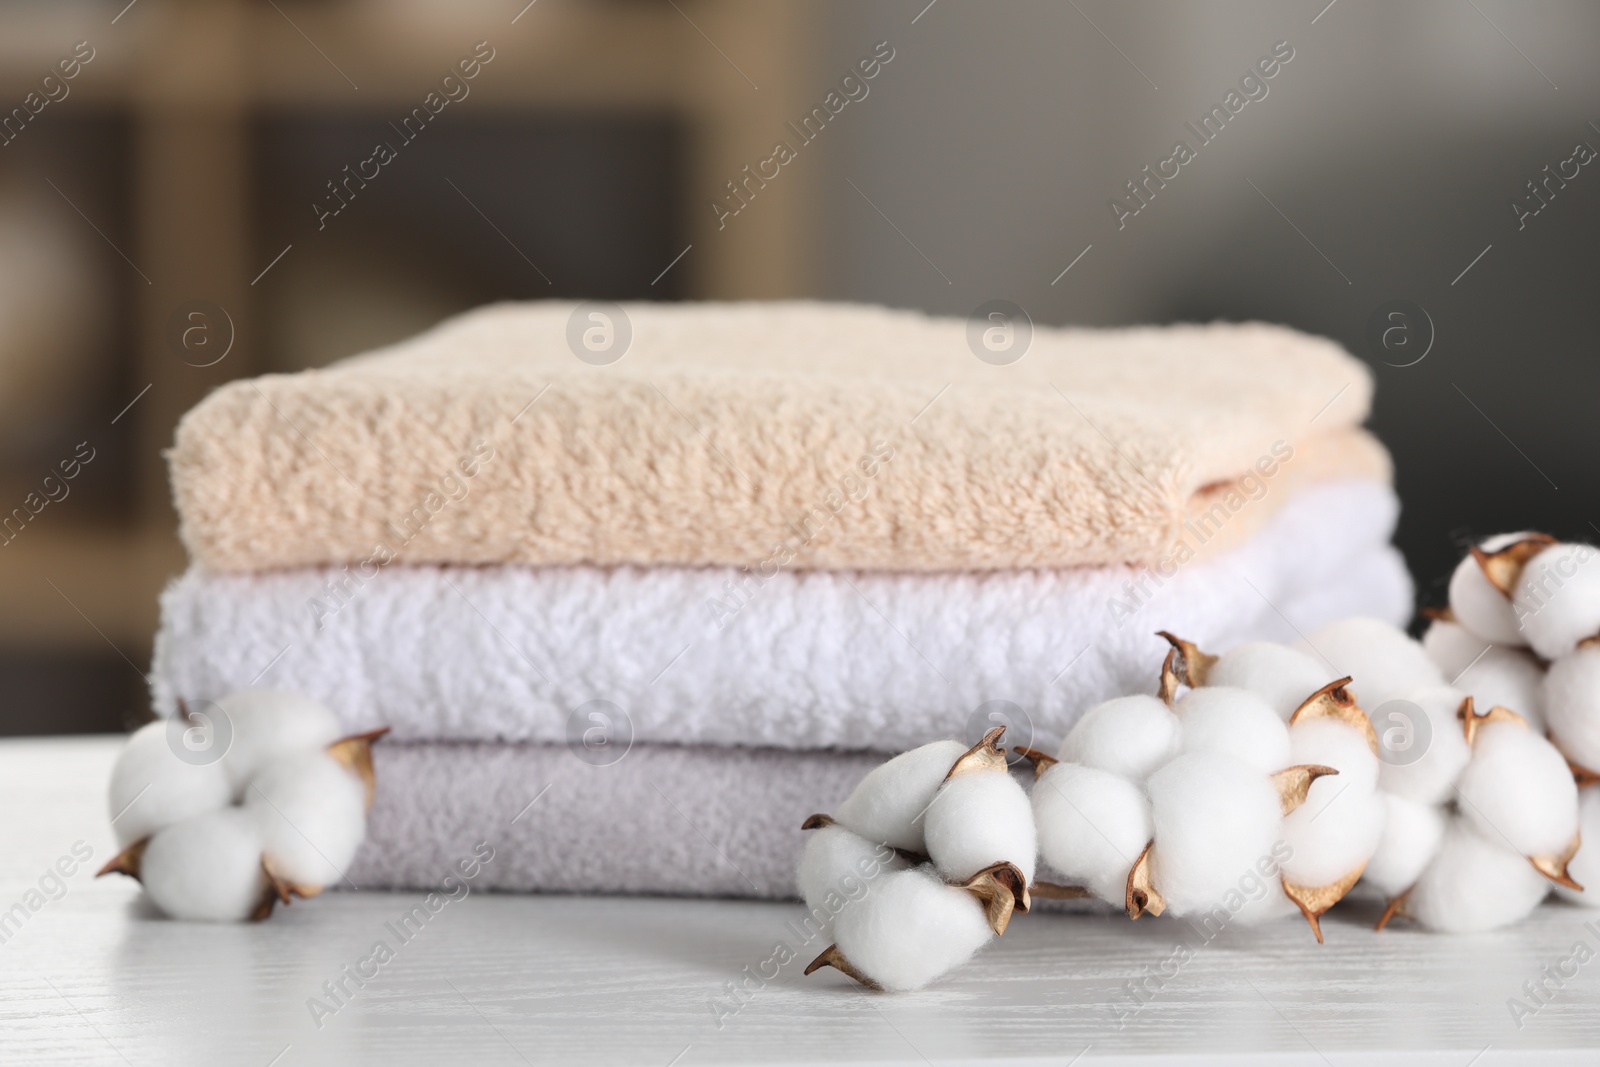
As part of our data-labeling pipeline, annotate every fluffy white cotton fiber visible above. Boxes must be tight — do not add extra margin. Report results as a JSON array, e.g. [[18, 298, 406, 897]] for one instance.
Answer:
[[925, 771, 1036, 885], [1449, 533, 1542, 646], [1032, 763, 1150, 903], [1423, 620, 1545, 730], [245, 750, 368, 887], [1553, 788, 1600, 907], [831, 865, 995, 991], [1175, 687, 1292, 773], [217, 690, 343, 797], [1301, 617, 1443, 709], [1404, 820, 1549, 933], [107, 721, 232, 847], [1207, 642, 1333, 720], [140, 808, 269, 922], [1145, 753, 1283, 916], [797, 824, 906, 921], [1363, 792, 1446, 898], [1290, 718, 1379, 796], [1375, 686, 1472, 804], [1059, 695, 1180, 780], [1543, 644, 1600, 772], [1516, 543, 1600, 660], [1455, 722, 1578, 858], [835, 739, 967, 853], [1278, 719, 1385, 887]]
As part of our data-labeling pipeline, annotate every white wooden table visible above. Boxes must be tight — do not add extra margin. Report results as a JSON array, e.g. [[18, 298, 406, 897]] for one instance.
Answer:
[[2, 737, 1597, 1065]]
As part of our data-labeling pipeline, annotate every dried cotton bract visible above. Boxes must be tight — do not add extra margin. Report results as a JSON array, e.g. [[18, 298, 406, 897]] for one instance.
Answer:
[[99, 691, 385, 922]]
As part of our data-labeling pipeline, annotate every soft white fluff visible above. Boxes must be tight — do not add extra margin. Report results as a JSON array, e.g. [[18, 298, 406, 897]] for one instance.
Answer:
[[1145, 753, 1283, 916], [797, 825, 906, 920], [1422, 620, 1545, 731], [1455, 722, 1579, 858], [1032, 763, 1150, 903], [244, 750, 368, 888], [925, 771, 1037, 884], [1363, 793, 1446, 898], [150, 482, 1412, 751], [1300, 617, 1444, 709], [1516, 543, 1600, 660], [1553, 787, 1600, 907], [1543, 644, 1600, 772], [140, 808, 269, 922], [835, 739, 967, 853], [1290, 718, 1379, 797], [216, 690, 343, 797], [1206, 642, 1334, 720], [107, 721, 232, 847], [1175, 687, 1291, 773], [1449, 533, 1541, 646], [1404, 819, 1549, 933], [1281, 792, 1386, 889], [1059, 695, 1180, 780], [830, 865, 994, 991], [1375, 686, 1472, 804]]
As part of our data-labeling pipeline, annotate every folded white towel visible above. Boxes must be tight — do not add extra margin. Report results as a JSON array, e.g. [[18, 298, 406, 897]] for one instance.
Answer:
[[150, 481, 1410, 751]]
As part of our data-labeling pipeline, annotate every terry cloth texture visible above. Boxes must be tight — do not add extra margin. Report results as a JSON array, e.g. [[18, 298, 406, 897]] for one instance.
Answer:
[[168, 300, 1385, 574], [347, 740, 883, 899], [152, 481, 1411, 753]]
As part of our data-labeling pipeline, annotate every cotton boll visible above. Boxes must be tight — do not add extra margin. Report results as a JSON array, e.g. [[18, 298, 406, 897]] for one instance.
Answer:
[[1404, 820, 1549, 933], [1175, 687, 1291, 773], [1145, 753, 1283, 916], [140, 808, 269, 922], [244, 751, 367, 888], [830, 866, 994, 991], [1058, 695, 1180, 780], [1517, 543, 1600, 660], [1543, 644, 1600, 772], [1281, 790, 1386, 890], [1376, 687, 1472, 804], [1032, 763, 1150, 903], [1422, 619, 1492, 680], [1450, 533, 1543, 646], [925, 771, 1037, 885], [797, 825, 906, 920], [1207, 642, 1334, 720], [1363, 793, 1446, 898], [218, 690, 344, 798], [1552, 788, 1600, 906], [1300, 617, 1443, 709], [835, 739, 967, 853], [108, 721, 232, 847], [1455, 722, 1578, 858]]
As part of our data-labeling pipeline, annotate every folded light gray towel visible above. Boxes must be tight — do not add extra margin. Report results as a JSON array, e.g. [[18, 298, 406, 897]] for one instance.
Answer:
[[349, 741, 883, 899]]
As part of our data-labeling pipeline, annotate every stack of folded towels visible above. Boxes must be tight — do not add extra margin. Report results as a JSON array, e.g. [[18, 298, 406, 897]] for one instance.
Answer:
[[151, 301, 1410, 899]]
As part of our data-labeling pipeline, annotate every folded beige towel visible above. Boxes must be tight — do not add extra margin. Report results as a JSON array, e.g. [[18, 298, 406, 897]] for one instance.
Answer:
[[171, 301, 1383, 572]]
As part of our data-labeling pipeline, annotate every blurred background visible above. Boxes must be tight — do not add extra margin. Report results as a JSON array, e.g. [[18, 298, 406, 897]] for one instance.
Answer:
[[0, 0, 1595, 733]]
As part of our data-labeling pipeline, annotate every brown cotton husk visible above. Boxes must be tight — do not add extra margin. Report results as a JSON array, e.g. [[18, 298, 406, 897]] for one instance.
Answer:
[[1125, 841, 1166, 919], [801, 813, 837, 830], [1374, 888, 1412, 931], [1421, 606, 1456, 623], [963, 861, 1029, 931], [251, 858, 324, 922], [1011, 746, 1059, 780], [804, 944, 883, 990], [1282, 864, 1365, 944], [1155, 631, 1217, 689], [1470, 533, 1557, 597], [1158, 649, 1181, 707], [1569, 758, 1600, 789], [1457, 696, 1526, 747], [1530, 830, 1584, 891], [943, 726, 1008, 783], [327, 726, 391, 811], [1271, 764, 1340, 817], [95, 837, 150, 881], [1290, 678, 1378, 755]]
